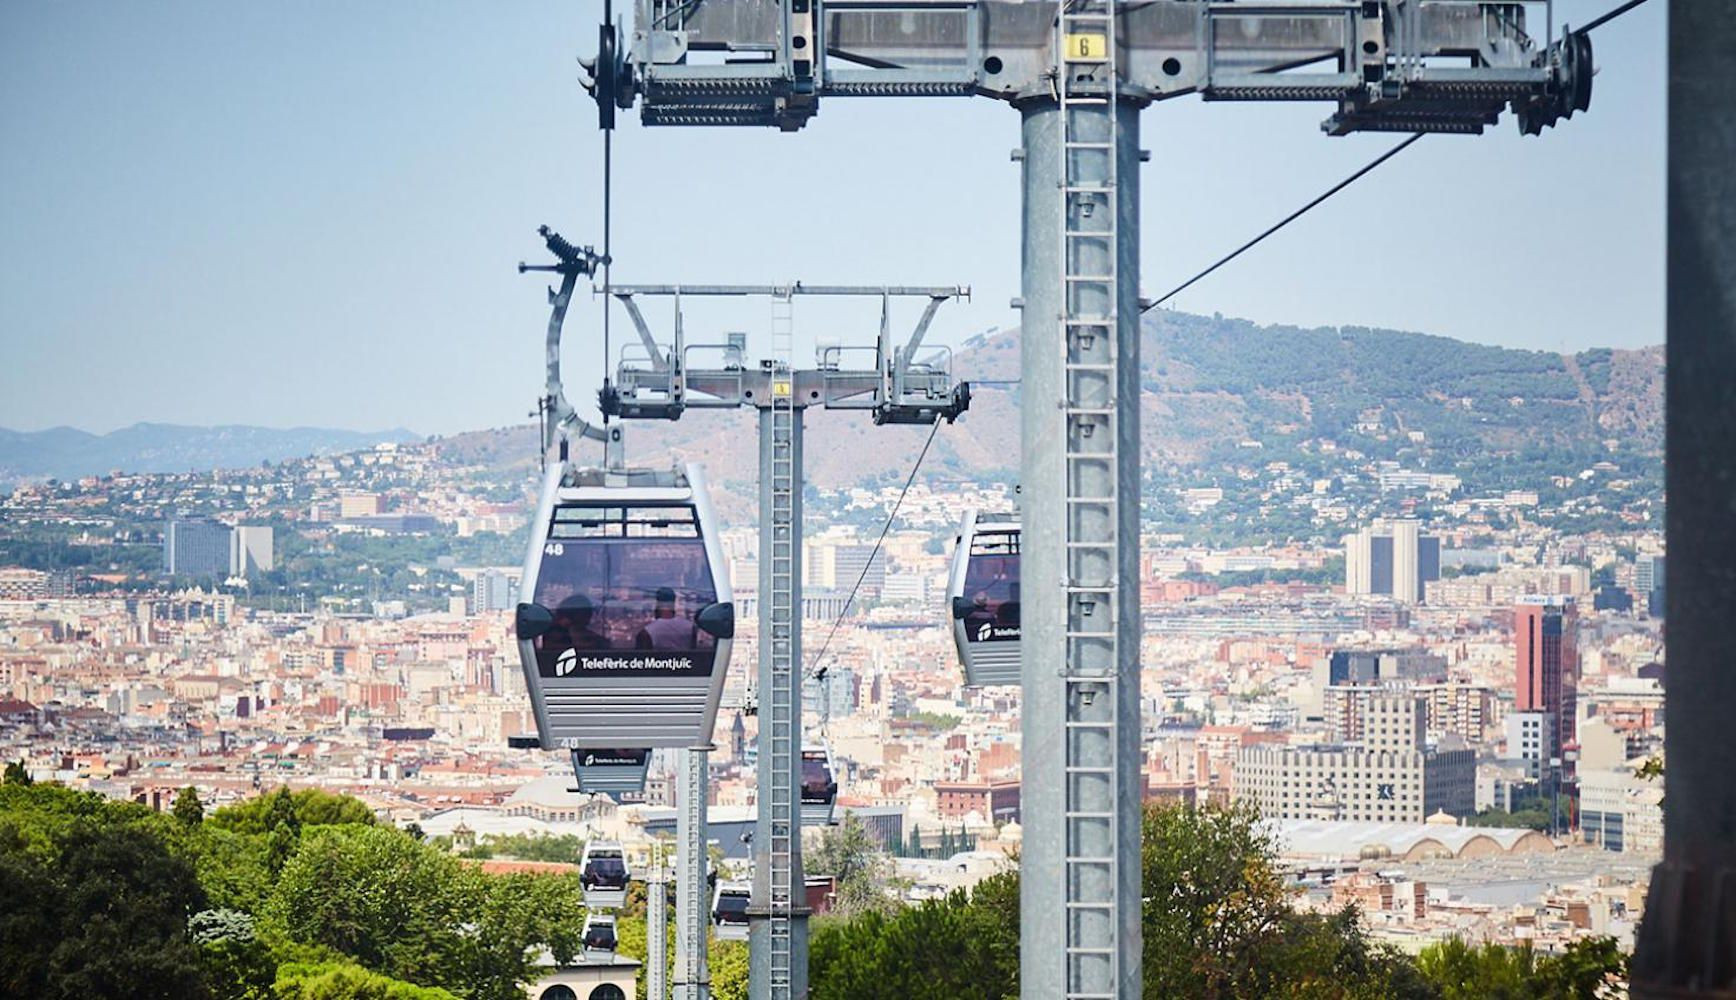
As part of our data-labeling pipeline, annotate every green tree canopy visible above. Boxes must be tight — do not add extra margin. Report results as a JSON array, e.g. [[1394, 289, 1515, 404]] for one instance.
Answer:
[[808, 811, 902, 919], [809, 869, 1019, 1000], [271, 960, 460, 1000], [0, 816, 211, 999], [265, 823, 587, 1000], [1414, 936, 1623, 1000], [176, 785, 207, 825], [266, 825, 471, 989], [210, 787, 378, 835]]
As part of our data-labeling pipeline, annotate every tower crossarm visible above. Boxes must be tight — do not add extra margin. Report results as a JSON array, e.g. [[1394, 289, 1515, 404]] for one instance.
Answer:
[[617, 0, 1589, 134], [600, 283, 972, 423]]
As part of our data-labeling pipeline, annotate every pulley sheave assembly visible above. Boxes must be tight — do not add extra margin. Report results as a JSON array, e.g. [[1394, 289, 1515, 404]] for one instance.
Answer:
[[579, 16, 634, 130], [1517, 28, 1594, 135]]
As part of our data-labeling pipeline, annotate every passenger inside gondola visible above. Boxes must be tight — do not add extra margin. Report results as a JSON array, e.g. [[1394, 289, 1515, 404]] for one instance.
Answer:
[[535, 593, 611, 674], [961, 553, 1019, 640], [582, 853, 628, 889], [553, 594, 610, 650], [636, 586, 699, 651], [714, 889, 750, 927], [801, 754, 837, 804], [533, 536, 720, 669], [582, 918, 617, 952]]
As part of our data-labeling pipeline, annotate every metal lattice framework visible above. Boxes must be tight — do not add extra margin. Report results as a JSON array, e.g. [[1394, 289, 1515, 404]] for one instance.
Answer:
[[570, 4, 1597, 997], [594, 285, 970, 998]]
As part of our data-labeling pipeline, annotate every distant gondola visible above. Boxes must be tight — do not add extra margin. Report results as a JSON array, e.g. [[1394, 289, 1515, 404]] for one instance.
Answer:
[[579, 841, 631, 910], [947, 509, 1021, 686], [581, 913, 618, 960], [800, 744, 838, 827], [570, 747, 652, 799], [515, 463, 734, 750], [712, 881, 751, 941]]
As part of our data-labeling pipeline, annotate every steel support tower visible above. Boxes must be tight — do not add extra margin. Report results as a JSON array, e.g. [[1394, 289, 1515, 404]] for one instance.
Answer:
[[1023, 5, 1144, 990], [675, 747, 711, 1000], [1632, 3, 1736, 993], [649, 841, 669, 1000], [754, 383, 803, 998], [596, 284, 970, 999], [576, 4, 1598, 996]]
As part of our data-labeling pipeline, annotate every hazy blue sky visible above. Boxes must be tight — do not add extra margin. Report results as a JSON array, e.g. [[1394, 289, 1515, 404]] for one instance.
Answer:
[[0, 1, 1663, 436]]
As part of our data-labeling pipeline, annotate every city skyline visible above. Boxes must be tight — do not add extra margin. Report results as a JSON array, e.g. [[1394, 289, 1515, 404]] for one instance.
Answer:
[[0, 2, 1692, 995]]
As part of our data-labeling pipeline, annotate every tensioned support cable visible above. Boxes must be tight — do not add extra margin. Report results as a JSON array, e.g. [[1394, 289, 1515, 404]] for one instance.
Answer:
[[1144, 0, 1653, 313], [1145, 133, 1423, 311], [805, 419, 943, 678]]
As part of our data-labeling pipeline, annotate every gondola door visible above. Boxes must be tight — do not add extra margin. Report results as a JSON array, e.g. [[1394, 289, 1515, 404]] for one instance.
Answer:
[[948, 510, 1022, 686]]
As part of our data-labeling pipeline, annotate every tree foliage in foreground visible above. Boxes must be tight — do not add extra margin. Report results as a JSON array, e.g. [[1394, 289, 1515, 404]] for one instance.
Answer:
[[0, 784, 1625, 999], [810, 801, 1624, 1000], [0, 782, 591, 1000], [0, 808, 211, 999], [270, 960, 461, 1000]]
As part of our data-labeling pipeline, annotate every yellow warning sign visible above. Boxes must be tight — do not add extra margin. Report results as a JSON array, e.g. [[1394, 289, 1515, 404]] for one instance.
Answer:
[[773, 379, 792, 398], [1064, 33, 1108, 61]]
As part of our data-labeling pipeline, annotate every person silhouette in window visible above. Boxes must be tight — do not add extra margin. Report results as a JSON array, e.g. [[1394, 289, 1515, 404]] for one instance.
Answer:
[[996, 581, 1021, 627], [637, 587, 697, 651], [552, 594, 609, 651]]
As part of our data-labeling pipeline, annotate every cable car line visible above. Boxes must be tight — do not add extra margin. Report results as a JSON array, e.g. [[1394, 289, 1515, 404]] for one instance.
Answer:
[[1579, 0, 1652, 34], [1142, 0, 1646, 314], [1143, 133, 1425, 312], [804, 417, 943, 680]]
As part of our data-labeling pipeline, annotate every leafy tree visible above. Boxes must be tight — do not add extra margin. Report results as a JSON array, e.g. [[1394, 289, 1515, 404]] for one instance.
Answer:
[[710, 939, 751, 1000], [271, 960, 460, 1000], [1415, 936, 1623, 1000], [266, 825, 470, 990], [176, 822, 277, 913], [1141, 800, 1293, 997], [3, 759, 30, 785], [176, 785, 207, 825], [0, 818, 212, 999], [266, 824, 584, 1000], [809, 873, 1019, 1000], [211, 787, 377, 836], [191, 908, 275, 1000], [809, 812, 902, 918], [456, 869, 587, 1000], [1534, 936, 1625, 997]]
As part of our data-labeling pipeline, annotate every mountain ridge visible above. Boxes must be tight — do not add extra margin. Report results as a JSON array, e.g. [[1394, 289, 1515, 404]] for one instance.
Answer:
[[0, 422, 419, 486], [2, 311, 1661, 499], [429, 311, 1662, 501]]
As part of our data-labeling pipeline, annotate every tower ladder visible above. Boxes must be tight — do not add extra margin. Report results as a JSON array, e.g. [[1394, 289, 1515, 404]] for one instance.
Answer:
[[1057, 0, 1124, 997], [766, 367, 798, 998]]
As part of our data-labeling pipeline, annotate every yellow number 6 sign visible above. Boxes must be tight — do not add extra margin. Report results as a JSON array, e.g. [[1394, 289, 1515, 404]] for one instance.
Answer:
[[1065, 33, 1107, 61]]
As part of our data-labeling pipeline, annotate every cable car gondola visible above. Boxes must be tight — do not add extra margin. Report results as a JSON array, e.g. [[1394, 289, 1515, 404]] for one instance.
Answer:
[[515, 463, 735, 750], [578, 841, 631, 909], [712, 881, 751, 941], [581, 913, 618, 960], [800, 744, 838, 827], [570, 747, 652, 799], [947, 509, 1021, 686]]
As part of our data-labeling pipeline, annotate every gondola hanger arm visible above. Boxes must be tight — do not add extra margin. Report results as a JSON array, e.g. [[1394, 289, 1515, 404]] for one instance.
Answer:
[[520, 226, 609, 453]]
